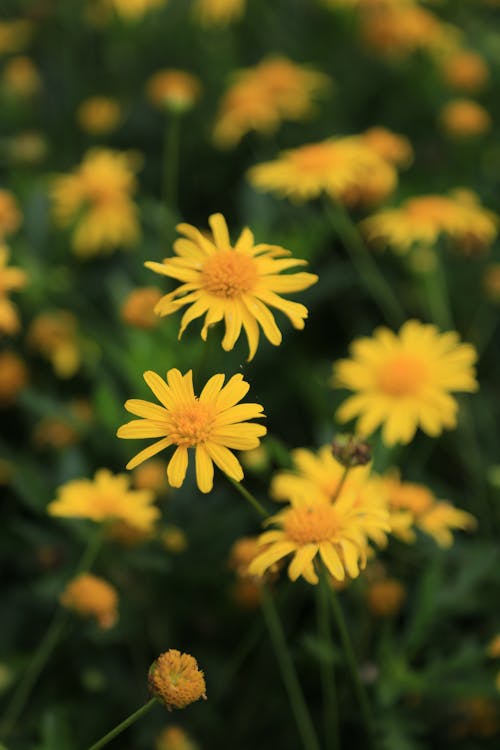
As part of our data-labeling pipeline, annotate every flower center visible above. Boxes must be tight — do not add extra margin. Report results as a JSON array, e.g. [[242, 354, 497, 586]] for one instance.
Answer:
[[284, 504, 339, 545], [169, 400, 215, 447], [201, 251, 258, 299], [377, 355, 427, 397]]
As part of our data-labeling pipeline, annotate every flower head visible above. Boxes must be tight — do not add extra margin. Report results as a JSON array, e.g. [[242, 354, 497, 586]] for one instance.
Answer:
[[121, 286, 163, 329], [48, 468, 159, 532], [111, 0, 168, 20], [60, 573, 118, 629], [27, 310, 81, 378], [193, 0, 245, 26], [161, 525, 188, 553], [156, 725, 199, 750], [146, 213, 317, 360], [0, 20, 33, 54], [441, 50, 489, 93], [77, 96, 122, 134], [366, 578, 406, 617], [362, 190, 497, 255], [334, 320, 478, 445], [361, 127, 413, 167], [440, 99, 491, 139], [0, 350, 28, 406], [149, 649, 207, 710], [51, 148, 140, 257], [146, 69, 201, 113], [0, 246, 27, 335], [0, 190, 22, 239], [2, 56, 40, 98], [117, 369, 266, 493], [248, 136, 397, 206]]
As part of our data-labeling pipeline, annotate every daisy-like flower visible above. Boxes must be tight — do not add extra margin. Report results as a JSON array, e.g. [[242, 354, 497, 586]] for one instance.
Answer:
[[51, 148, 140, 257], [362, 190, 497, 255], [77, 96, 122, 135], [0, 189, 22, 239], [146, 213, 317, 360], [117, 368, 266, 493], [146, 69, 201, 113], [440, 99, 491, 139], [149, 649, 207, 710], [334, 320, 478, 445], [60, 573, 118, 629], [247, 136, 397, 206], [110, 0, 167, 21], [48, 468, 159, 532], [248, 483, 390, 585], [361, 127, 413, 168], [27, 310, 81, 378], [0, 245, 27, 335], [192, 0, 245, 27], [441, 50, 489, 93]]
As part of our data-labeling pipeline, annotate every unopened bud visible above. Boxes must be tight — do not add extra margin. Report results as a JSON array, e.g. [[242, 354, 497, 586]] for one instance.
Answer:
[[331, 433, 371, 467]]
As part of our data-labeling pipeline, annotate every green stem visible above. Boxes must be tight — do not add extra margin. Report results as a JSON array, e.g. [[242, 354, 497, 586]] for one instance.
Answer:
[[0, 525, 105, 739], [317, 568, 340, 750], [226, 475, 269, 519], [163, 113, 181, 212], [324, 200, 405, 327], [260, 586, 321, 750], [329, 589, 377, 749], [332, 465, 350, 503], [86, 698, 157, 750], [421, 252, 454, 330]]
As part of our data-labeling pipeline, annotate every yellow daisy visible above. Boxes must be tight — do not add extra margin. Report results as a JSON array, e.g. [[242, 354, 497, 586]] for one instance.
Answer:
[[48, 468, 159, 532], [193, 0, 245, 26], [247, 136, 397, 206], [334, 320, 478, 445], [439, 99, 491, 139], [362, 190, 497, 254], [146, 213, 317, 361], [51, 148, 140, 257], [0, 245, 27, 335], [248, 487, 390, 585], [117, 368, 266, 493]]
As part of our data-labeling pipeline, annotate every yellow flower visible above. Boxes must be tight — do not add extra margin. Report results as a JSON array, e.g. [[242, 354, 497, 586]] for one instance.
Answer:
[[148, 649, 207, 710], [418, 502, 476, 548], [441, 50, 489, 93], [366, 578, 406, 617], [440, 99, 491, 139], [229, 536, 264, 578], [146, 213, 317, 360], [0, 246, 27, 335], [361, 127, 413, 168], [362, 190, 497, 254], [121, 286, 163, 329], [248, 136, 397, 206], [334, 320, 478, 445], [161, 525, 188, 553], [77, 96, 122, 135], [27, 310, 81, 378], [133, 459, 169, 492], [213, 57, 331, 148], [51, 148, 140, 257], [0, 190, 22, 238], [109, 0, 168, 21], [156, 725, 199, 750], [48, 468, 159, 532], [2, 56, 40, 97], [193, 0, 245, 26], [146, 69, 201, 113], [487, 634, 500, 659], [0, 350, 28, 406], [117, 369, 266, 493], [60, 573, 118, 629], [0, 20, 33, 54]]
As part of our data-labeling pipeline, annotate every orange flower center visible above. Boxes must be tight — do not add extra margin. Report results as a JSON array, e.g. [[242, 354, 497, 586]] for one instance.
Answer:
[[169, 400, 215, 447], [201, 251, 257, 298], [284, 504, 339, 545], [377, 354, 427, 396]]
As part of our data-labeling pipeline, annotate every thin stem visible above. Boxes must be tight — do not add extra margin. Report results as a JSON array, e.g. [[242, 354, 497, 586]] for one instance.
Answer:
[[329, 588, 377, 749], [260, 586, 321, 750], [0, 525, 105, 739], [317, 567, 340, 750], [86, 698, 157, 750], [332, 465, 350, 503], [226, 475, 269, 519], [163, 113, 180, 212], [421, 252, 454, 330], [324, 200, 405, 327]]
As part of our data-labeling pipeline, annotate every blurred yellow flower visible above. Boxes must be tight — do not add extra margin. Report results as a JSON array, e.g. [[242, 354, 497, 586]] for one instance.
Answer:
[[487, 634, 500, 659], [362, 190, 497, 254], [77, 96, 122, 135], [0, 20, 33, 54], [27, 310, 81, 378], [334, 320, 478, 445], [418, 501, 476, 548], [441, 50, 489, 93], [361, 126, 413, 167], [51, 148, 140, 257], [156, 725, 199, 750], [121, 286, 163, 329], [0, 189, 22, 238], [2, 56, 40, 97], [8, 131, 48, 165], [146, 213, 317, 360], [117, 369, 266, 493], [229, 536, 264, 579], [366, 578, 406, 617], [484, 264, 500, 303], [92, 0, 168, 21], [193, 0, 245, 26], [214, 57, 332, 148], [133, 459, 169, 491], [60, 573, 118, 629], [248, 136, 397, 206], [161, 525, 188, 553], [0, 350, 28, 406], [48, 468, 159, 532], [146, 69, 201, 112], [0, 246, 27, 335], [149, 649, 207, 710], [440, 98, 491, 139]]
